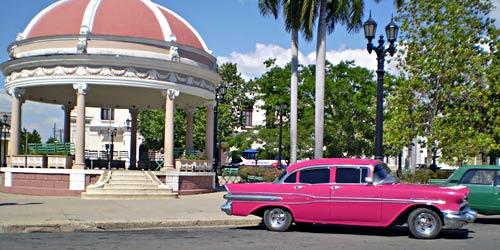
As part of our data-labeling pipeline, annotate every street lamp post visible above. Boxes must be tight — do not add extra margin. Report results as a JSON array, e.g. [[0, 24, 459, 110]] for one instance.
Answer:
[[276, 104, 288, 168], [363, 13, 399, 161], [107, 127, 117, 169], [213, 83, 227, 177], [1, 114, 10, 167]]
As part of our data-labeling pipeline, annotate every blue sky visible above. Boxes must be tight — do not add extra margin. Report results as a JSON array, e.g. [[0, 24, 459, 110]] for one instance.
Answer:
[[0, 0, 398, 61], [0, 0, 498, 140]]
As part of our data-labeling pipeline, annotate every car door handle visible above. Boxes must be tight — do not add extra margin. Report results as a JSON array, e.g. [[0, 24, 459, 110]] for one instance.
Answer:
[[331, 186, 341, 190], [294, 185, 304, 189]]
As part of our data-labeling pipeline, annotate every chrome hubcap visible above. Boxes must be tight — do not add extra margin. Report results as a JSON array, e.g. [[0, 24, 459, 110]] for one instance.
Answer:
[[415, 213, 437, 236], [269, 208, 287, 228]]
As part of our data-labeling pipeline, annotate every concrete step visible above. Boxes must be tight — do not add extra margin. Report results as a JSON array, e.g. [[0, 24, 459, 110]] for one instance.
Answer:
[[107, 179, 156, 185], [110, 171, 148, 176], [109, 175, 152, 181], [81, 192, 178, 200], [84, 188, 172, 195], [103, 184, 160, 189]]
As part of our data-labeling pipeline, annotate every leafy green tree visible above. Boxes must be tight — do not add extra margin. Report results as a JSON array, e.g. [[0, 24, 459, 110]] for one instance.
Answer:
[[390, 0, 498, 164], [301, 0, 402, 158], [258, 0, 305, 163], [251, 59, 292, 161], [253, 59, 381, 160], [138, 109, 164, 151], [20, 128, 42, 153], [46, 136, 58, 144], [217, 63, 255, 157], [301, 61, 386, 158]]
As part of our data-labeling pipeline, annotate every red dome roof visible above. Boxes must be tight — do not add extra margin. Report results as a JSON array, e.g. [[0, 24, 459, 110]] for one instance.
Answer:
[[21, 0, 210, 52]]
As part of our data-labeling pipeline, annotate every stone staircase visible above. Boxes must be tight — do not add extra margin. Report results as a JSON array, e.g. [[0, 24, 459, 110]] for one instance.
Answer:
[[81, 170, 178, 199]]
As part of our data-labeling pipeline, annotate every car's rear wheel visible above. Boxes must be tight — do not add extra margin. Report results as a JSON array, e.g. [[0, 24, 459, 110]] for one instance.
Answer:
[[407, 208, 442, 239], [263, 207, 292, 232]]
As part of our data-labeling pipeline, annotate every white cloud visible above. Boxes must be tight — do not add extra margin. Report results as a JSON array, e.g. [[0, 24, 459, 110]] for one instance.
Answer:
[[217, 43, 398, 80]]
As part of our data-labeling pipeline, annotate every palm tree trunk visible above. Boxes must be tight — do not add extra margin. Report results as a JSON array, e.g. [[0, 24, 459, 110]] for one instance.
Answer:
[[290, 29, 299, 164], [314, 0, 327, 159]]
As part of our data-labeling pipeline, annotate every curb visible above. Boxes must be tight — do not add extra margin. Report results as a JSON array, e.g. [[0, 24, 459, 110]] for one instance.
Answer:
[[0, 218, 262, 234]]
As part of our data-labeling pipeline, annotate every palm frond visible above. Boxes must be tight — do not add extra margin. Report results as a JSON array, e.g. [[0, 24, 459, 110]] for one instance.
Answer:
[[258, 0, 281, 18], [300, 0, 318, 41]]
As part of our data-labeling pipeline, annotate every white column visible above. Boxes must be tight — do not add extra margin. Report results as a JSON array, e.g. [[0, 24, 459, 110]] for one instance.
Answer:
[[185, 107, 195, 151], [162, 89, 179, 170], [73, 83, 88, 169], [205, 102, 215, 165], [8, 88, 24, 156], [129, 108, 138, 169], [62, 105, 72, 143]]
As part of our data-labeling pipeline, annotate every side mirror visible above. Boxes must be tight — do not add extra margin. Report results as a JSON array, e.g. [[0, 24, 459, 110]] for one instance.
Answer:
[[365, 177, 374, 185]]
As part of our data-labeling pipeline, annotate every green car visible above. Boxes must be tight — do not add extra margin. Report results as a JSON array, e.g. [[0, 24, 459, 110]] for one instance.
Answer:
[[442, 165, 500, 215]]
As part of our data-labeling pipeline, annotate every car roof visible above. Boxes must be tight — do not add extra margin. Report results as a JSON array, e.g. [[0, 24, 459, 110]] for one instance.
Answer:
[[460, 165, 500, 170], [286, 158, 380, 173]]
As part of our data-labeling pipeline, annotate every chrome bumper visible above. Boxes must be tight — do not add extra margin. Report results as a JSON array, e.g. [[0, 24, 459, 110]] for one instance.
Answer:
[[221, 201, 232, 215], [443, 207, 477, 229]]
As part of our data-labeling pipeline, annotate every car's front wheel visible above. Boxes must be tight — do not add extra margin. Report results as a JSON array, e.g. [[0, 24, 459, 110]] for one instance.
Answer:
[[407, 208, 442, 239], [263, 207, 292, 232]]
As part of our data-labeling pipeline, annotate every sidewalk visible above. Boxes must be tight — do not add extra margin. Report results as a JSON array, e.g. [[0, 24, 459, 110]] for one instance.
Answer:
[[0, 192, 261, 233]]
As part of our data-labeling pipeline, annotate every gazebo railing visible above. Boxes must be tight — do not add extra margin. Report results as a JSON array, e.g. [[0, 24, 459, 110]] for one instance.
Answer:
[[27, 143, 74, 155]]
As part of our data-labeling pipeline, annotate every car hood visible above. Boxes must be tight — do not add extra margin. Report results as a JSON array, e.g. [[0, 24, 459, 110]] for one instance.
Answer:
[[382, 183, 469, 203]]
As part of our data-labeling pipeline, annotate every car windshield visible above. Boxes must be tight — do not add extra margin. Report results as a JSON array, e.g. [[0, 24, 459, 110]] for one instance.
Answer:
[[275, 170, 287, 183], [373, 164, 396, 184]]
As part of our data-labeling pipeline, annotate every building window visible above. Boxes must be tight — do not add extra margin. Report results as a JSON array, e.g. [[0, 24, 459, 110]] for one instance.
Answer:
[[101, 108, 114, 121], [242, 108, 253, 127]]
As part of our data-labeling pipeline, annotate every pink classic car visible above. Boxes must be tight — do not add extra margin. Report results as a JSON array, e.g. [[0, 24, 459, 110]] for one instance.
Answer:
[[221, 158, 477, 239]]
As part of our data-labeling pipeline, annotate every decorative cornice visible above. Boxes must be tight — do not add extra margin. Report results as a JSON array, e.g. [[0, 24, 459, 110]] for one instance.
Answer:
[[6, 65, 216, 93], [161, 88, 180, 100], [73, 82, 88, 94]]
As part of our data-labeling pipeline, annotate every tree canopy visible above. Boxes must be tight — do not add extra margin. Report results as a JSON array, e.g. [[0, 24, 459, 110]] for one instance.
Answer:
[[386, 0, 499, 164]]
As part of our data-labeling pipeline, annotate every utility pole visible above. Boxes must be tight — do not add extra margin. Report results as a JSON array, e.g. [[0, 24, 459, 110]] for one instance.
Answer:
[[58, 129, 63, 143], [53, 123, 57, 140]]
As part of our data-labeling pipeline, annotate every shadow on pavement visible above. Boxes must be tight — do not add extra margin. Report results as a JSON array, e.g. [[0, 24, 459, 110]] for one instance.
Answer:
[[233, 224, 472, 240], [474, 218, 500, 225], [0, 202, 43, 207]]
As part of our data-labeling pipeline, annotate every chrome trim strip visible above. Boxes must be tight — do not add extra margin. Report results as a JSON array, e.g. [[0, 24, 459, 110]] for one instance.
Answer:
[[220, 201, 232, 215], [227, 192, 445, 205], [224, 194, 283, 201]]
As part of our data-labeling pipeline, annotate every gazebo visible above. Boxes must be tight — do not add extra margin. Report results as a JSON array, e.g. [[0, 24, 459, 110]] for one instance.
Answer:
[[0, 0, 221, 196]]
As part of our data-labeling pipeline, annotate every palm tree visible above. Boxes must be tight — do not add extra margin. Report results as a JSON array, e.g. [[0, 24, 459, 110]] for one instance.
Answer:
[[258, 0, 304, 164], [301, 0, 402, 159]]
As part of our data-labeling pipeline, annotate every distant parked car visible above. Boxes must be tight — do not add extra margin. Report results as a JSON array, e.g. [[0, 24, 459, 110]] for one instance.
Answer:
[[439, 165, 500, 215], [221, 158, 477, 239]]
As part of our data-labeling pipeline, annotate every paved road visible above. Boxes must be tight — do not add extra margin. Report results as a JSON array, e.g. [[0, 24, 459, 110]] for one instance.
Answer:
[[0, 218, 499, 250]]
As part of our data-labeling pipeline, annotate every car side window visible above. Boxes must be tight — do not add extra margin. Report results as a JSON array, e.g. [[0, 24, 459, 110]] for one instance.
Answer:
[[299, 168, 330, 184], [336, 168, 362, 183], [460, 169, 495, 185], [496, 171, 500, 186], [284, 172, 297, 183]]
